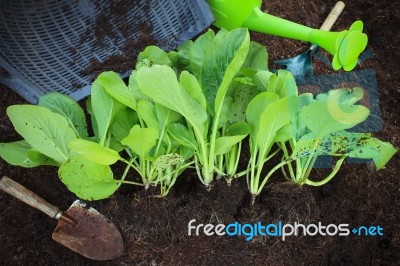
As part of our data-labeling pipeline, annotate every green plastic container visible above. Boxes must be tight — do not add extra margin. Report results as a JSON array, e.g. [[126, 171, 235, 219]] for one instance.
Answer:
[[208, 0, 368, 71]]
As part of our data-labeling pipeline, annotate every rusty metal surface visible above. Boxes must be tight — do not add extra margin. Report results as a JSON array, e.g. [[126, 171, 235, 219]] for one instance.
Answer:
[[52, 201, 124, 261]]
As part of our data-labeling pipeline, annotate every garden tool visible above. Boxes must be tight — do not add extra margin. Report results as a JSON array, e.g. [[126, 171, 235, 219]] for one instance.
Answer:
[[0, 176, 124, 261], [274, 1, 345, 84], [207, 0, 368, 71]]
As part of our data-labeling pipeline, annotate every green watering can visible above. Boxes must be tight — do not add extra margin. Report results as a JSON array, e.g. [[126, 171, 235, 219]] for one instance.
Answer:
[[207, 0, 368, 71]]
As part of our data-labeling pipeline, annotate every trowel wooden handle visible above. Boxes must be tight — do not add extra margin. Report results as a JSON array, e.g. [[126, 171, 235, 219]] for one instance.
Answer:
[[0, 176, 62, 219], [320, 1, 345, 31]]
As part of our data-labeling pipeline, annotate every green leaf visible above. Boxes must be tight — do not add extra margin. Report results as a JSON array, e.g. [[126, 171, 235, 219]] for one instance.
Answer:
[[274, 124, 294, 143], [218, 96, 233, 129], [274, 94, 313, 142], [59, 156, 118, 200], [179, 71, 207, 110], [128, 71, 149, 103], [230, 83, 259, 123], [155, 103, 182, 128], [246, 92, 279, 139], [111, 107, 138, 142], [240, 41, 268, 75], [275, 70, 298, 98], [27, 149, 59, 166], [91, 79, 123, 145], [316, 87, 364, 105], [292, 131, 397, 170], [234, 76, 254, 86], [167, 51, 179, 66], [7, 105, 77, 163], [121, 125, 159, 158], [347, 136, 397, 170], [256, 97, 291, 150], [253, 70, 297, 97], [180, 146, 194, 161], [300, 98, 370, 137], [137, 100, 159, 129], [167, 123, 198, 150], [96, 71, 137, 111], [0, 140, 58, 167], [214, 122, 250, 155], [109, 138, 125, 153], [190, 29, 216, 79], [200, 28, 250, 113], [137, 65, 208, 135], [136, 46, 172, 69], [69, 139, 121, 165], [252, 70, 277, 92], [39, 92, 88, 139], [175, 40, 193, 66], [153, 103, 182, 148], [292, 131, 366, 158], [295, 93, 314, 137]]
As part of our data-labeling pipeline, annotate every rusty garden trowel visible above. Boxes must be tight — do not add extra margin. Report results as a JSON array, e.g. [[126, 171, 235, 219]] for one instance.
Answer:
[[0, 176, 124, 261]]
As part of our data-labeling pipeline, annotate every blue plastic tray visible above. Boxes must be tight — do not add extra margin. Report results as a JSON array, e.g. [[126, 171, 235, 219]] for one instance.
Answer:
[[0, 0, 214, 103]]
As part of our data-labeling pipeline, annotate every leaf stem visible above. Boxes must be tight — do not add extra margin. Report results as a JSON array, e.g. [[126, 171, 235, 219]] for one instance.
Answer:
[[120, 158, 142, 179], [280, 141, 295, 180], [303, 155, 317, 181], [116, 158, 144, 187], [257, 159, 291, 195], [117, 180, 145, 186], [303, 156, 346, 186], [232, 142, 242, 176], [191, 126, 210, 184], [298, 138, 321, 183], [264, 148, 281, 163]]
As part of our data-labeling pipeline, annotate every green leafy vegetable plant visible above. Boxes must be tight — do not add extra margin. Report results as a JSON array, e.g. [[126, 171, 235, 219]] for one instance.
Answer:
[[0, 28, 396, 202], [245, 70, 299, 201], [281, 88, 397, 186], [136, 29, 249, 186], [135, 29, 268, 187], [244, 70, 397, 202], [94, 71, 195, 196], [1, 90, 140, 200]]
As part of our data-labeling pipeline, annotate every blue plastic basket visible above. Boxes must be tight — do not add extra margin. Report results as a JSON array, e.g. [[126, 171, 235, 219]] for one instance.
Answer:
[[0, 0, 214, 103]]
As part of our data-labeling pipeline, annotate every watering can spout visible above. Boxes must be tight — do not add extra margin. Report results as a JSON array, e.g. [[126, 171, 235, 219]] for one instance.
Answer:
[[308, 21, 368, 71], [207, 0, 368, 71]]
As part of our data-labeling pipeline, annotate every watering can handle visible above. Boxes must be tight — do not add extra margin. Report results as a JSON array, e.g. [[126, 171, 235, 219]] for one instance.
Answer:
[[320, 1, 345, 31]]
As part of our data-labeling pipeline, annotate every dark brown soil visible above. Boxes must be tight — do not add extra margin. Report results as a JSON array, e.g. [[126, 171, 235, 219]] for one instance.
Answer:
[[1, 0, 400, 265]]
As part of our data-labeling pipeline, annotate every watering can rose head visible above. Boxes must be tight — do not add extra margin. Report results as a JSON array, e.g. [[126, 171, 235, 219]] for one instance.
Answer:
[[332, 21, 368, 71]]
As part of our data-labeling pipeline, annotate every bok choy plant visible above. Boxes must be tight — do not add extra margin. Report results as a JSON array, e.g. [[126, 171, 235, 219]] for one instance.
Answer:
[[0, 90, 133, 200], [135, 28, 267, 187], [244, 69, 397, 202], [282, 87, 397, 186], [74, 72, 194, 197], [245, 70, 299, 201]]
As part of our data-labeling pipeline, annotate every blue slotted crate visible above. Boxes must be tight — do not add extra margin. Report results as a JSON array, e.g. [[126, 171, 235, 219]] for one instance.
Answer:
[[0, 0, 214, 103]]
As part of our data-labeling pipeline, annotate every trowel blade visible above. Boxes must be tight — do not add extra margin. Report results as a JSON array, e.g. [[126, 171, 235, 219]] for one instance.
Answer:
[[52, 200, 124, 261]]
